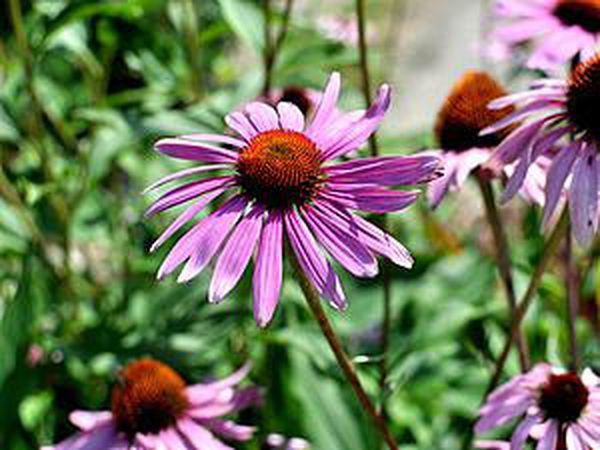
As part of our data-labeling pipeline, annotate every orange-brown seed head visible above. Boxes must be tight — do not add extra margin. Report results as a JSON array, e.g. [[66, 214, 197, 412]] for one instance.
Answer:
[[111, 359, 189, 437], [435, 71, 513, 152], [567, 53, 600, 141], [554, 0, 600, 33]]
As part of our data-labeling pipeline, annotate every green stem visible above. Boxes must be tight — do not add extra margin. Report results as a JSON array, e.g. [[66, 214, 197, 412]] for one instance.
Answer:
[[291, 256, 400, 450], [485, 209, 569, 394], [564, 226, 580, 372], [476, 175, 529, 371], [261, 0, 294, 97]]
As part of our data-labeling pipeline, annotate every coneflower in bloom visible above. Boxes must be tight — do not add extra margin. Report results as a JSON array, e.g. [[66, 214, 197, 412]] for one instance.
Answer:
[[43, 359, 260, 450], [483, 53, 600, 246], [475, 363, 600, 450], [145, 72, 441, 327], [424, 71, 514, 208], [488, 0, 600, 73]]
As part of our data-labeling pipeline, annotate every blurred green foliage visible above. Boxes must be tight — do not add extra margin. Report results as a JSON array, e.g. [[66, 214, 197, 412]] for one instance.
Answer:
[[1, 1, 600, 450]]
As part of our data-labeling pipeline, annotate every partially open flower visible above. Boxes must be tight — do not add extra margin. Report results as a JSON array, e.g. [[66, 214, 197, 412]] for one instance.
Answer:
[[42, 359, 260, 450], [484, 53, 600, 246], [475, 363, 600, 450], [488, 0, 600, 73], [145, 72, 441, 327]]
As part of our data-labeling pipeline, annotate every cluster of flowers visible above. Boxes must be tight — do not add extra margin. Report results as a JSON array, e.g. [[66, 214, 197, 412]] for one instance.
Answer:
[[45, 0, 600, 448]]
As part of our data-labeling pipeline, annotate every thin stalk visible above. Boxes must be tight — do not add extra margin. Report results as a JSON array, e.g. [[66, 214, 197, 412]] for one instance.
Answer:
[[355, 0, 392, 413], [486, 209, 569, 394], [565, 227, 580, 372], [261, 0, 294, 97], [182, 0, 203, 100], [355, 0, 378, 155], [291, 256, 400, 450], [475, 175, 529, 371]]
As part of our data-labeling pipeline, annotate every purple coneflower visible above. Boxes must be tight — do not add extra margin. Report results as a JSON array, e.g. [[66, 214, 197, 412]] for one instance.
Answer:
[[145, 72, 440, 327], [422, 70, 546, 209], [488, 0, 600, 72], [483, 54, 600, 246], [475, 363, 600, 450], [43, 359, 260, 450]]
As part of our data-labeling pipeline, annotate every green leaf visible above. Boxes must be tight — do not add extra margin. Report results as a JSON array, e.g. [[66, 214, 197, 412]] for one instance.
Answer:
[[19, 391, 53, 431], [0, 257, 34, 386], [218, 0, 265, 53]]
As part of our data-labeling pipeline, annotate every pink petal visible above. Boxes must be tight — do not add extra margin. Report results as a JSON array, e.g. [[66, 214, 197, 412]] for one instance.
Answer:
[[325, 155, 441, 186], [536, 421, 557, 450], [245, 102, 279, 132], [253, 211, 284, 327], [69, 410, 113, 431], [178, 133, 246, 148], [177, 418, 229, 450], [155, 139, 239, 163], [205, 419, 255, 441], [149, 187, 229, 253], [157, 196, 246, 280], [277, 102, 305, 132], [143, 164, 232, 194], [510, 414, 540, 450], [542, 141, 579, 228], [313, 200, 413, 268], [301, 205, 378, 278], [323, 84, 391, 161], [225, 112, 258, 142], [177, 198, 247, 283], [144, 176, 235, 217], [285, 210, 347, 310], [209, 205, 264, 302], [569, 144, 599, 247], [322, 184, 419, 213], [306, 72, 341, 139], [186, 363, 252, 406]]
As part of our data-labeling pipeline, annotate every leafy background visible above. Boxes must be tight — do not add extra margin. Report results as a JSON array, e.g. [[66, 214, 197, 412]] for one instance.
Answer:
[[1, 1, 600, 449]]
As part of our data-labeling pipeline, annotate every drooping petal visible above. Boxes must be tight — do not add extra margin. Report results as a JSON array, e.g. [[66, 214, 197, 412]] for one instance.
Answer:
[[158, 429, 187, 450], [325, 155, 441, 186], [569, 144, 599, 247], [566, 427, 585, 450], [284, 210, 347, 310], [150, 187, 229, 252], [209, 206, 264, 302], [155, 139, 239, 163], [480, 98, 563, 135], [301, 205, 378, 278], [177, 417, 231, 450], [488, 89, 567, 110], [510, 414, 540, 450], [144, 176, 235, 217], [501, 142, 534, 203], [305, 72, 341, 138], [245, 102, 280, 132], [277, 102, 305, 132], [542, 142, 579, 228], [205, 419, 255, 442], [536, 421, 558, 450], [313, 200, 413, 268], [253, 211, 283, 327], [157, 196, 246, 280], [177, 198, 248, 283], [42, 424, 123, 450], [187, 387, 261, 420]]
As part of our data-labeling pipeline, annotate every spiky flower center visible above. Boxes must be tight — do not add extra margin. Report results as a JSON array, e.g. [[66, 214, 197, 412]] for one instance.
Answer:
[[567, 53, 600, 140], [539, 373, 589, 423], [435, 71, 514, 152], [554, 0, 600, 33], [237, 130, 324, 209], [111, 359, 189, 437]]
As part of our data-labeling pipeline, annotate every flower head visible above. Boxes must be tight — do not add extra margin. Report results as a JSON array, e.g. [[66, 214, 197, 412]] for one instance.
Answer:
[[145, 72, 441, 326], [484, 54, 600, 246], [42, 359, 260, 450], [422, 70, 539, 209], [475, 363, 600, 450], [488, 0, 600, 73]]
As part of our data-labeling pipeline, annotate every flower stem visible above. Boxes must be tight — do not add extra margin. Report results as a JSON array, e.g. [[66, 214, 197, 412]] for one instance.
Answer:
[[475, 175, 529, 371], [356, 0, 379, 155], [564, 226, 580, 372], [291, 257, 400, 450], [355, 0, 391, 413], [486, 209, 569, 394], [261, 0, 294, 97]]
